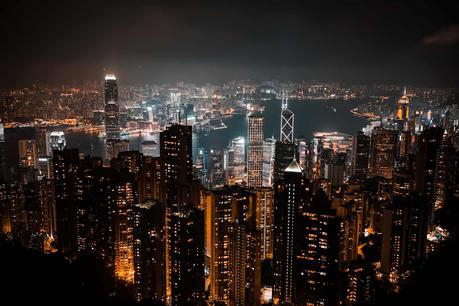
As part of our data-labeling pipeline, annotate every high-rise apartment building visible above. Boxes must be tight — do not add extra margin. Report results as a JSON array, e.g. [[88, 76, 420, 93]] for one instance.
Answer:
[[351, 131, 370, 180], [369, 128, 397, 179]]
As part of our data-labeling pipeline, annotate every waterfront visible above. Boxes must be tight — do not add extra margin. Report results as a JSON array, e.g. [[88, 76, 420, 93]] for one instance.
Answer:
[[65, 99, 369, 159]]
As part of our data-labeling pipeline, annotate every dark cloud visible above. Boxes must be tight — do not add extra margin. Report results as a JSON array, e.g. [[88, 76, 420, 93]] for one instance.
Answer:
[[421, 25, 459, 45], [1, 0, 459, 87]]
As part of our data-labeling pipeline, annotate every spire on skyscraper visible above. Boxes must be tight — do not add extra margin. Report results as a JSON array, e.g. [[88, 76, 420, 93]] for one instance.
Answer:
[[281, 90, 288, 110]]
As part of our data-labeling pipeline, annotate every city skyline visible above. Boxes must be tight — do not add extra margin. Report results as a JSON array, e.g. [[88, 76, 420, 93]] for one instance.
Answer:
[[1, 2, 459, 306]]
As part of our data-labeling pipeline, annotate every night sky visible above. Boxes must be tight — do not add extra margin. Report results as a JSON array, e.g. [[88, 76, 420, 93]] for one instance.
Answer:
[[1, 0, 459, 87]]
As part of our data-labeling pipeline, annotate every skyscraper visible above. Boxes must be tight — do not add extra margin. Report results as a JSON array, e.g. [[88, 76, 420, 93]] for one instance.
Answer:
[[396, 87, 410, 122], [18, 139, 39, 170], [247, 113, 264, 188], [113, 175, 136, 284], [138, 156, 162, 203], [209, 187, 237, 303], [274, 92, 297, 183], [326, 152, 346, 188], [351, 131, 370, 180], [160, 124, 204, 304], [225, 137, 245, 185], [369, 127, 397, 179], [106, 139, 130, 161], [295, 189, 340, 305], [434, 134, 454, 214], [160, 124, 193, 213], [0, 183, 26, 242], [209, 186, 257, 304], [35, 127, 50, 157], [262, 137, 276, 187], [0, 121, 7, 181], [280, 92, 294, 143], [273, 141, 297, 182], [229, 217, 261, 306], [208, 185, 261, 306], [104, 74, 122, 160], [52, 149, 81, 254], [380, 194, 427, 287], [255, 187, 274, 260], [343, 259, 376, 305], [133, 200, 166, 302], [415, 127, 445, 225], [297, 138, 309, 170], [273, 160, 309, 304], [169, 208, 205, 305], [104, 74, 120, 140], [0, 120, 4, 143], [23, 179, 55, 251], [49, 131, 66, 152]]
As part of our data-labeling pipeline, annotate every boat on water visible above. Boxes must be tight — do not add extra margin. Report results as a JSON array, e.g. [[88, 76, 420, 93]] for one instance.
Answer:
[[213, 123, 227, 130]]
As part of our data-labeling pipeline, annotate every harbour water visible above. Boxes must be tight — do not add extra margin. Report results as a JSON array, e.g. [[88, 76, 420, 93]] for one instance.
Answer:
[[65, 99, 369, 159]]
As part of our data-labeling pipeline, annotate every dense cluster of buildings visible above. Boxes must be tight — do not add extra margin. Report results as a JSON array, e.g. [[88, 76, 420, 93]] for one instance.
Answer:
[[1, 75, 458, 306]]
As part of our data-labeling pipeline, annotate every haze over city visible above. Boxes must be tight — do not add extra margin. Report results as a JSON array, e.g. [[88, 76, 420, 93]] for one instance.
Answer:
[[1, 0, 459, 86]]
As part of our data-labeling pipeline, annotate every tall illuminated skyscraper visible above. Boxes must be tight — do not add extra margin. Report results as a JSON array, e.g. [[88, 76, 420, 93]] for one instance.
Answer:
[[104, 74, 120, 140], [160, 124, 205, 304], [104, 74, 122, 160], [280, 91, 294, 143], [0, 183, 26, 241], [35, 127, 50, 157], [53, 149, 81, 254], [169, 208, 205, 305], [23, 179, 56, 251], [380, 194, 427, 287], [369, 127, 397, 179], [351, 131, 370, 180], [0, 120, 4, 143], [209, 186, 255, 304], [296, 190, 340, 305], [0, 120, 6, 181], [274, 91, 297, 183], [18, 139, 39, 170], [255, 187, 274, 260], [273, 141, 296, 182], [396, 87, 410, 121], [113, 177, 135, 284], [273, 160, 309, 304], [247, 113, 264, 188], [160, 124, 193, 213], [415, 127, 445, 226], [225, 137, 245, 184], [343, 260, 376, 305], [262, 137, 276, 187], [208, 185, 260, 306], [133, 200, 166, 302]]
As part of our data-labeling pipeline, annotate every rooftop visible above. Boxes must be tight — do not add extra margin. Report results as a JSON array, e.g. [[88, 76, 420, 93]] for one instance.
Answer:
[[105, 74, 116, 81], [285, 159, 303, 173]]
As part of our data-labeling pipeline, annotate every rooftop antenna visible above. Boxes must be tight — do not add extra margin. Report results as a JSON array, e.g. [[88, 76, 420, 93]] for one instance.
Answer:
[[281, 90, 288, 110]]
